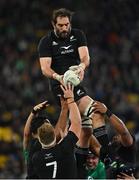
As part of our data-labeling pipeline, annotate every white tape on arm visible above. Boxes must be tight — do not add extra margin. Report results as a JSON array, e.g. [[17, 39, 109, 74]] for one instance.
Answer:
[[52, 73, 62, 81], [79, 63, 86, 71]]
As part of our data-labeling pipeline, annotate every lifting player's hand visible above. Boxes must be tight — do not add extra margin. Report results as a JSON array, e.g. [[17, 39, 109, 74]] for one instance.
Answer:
[[92, 101, 108, 114], [32, 101, 49, 115], [60, 83, 74, 100]]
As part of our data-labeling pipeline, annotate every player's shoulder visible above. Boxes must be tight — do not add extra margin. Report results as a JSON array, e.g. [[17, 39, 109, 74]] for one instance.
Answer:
[[32, 149, 41, 157], [99, 160, 105, 167], [62, 131, 78, 144], [32, 151, 39, 162], [71, 28, 85, 36], [39, 30, 53, 44], [72, 28, 84, 33], [32, 149, 44, 164]]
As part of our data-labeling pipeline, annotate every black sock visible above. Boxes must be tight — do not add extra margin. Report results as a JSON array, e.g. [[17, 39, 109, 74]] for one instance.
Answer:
[[93, 125, 109, 146]]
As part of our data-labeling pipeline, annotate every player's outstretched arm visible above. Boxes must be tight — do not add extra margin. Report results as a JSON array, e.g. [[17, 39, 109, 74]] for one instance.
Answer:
[[93, 101, 133, 147], [23, 101, 49, 151], [69, 46, 90, 81], [60, 83, 81, 139], [54, 96, 68, 142], [78, 46, 90, 69], [39, 57, 64, 84]]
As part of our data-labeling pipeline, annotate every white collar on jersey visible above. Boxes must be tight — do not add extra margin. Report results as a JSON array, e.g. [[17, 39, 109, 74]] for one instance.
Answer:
[[39, 136, 56, 149]]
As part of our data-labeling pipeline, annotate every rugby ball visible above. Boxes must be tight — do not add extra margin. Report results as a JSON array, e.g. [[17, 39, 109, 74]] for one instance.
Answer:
[[63, 70, 80, 86]]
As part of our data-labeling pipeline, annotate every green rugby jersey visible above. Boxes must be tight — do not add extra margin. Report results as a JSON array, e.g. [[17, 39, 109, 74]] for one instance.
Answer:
[[87, 161, 106, 180]]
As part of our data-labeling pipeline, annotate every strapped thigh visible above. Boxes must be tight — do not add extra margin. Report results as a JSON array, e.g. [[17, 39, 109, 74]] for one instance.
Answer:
[[82, 100, 95, 128]]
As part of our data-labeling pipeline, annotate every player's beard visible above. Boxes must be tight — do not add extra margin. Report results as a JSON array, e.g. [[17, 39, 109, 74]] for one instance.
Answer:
[[55, 27, 71, 39]]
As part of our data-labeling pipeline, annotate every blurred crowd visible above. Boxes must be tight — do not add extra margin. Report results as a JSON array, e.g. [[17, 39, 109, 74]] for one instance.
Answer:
[[0, 0, 139, 178]]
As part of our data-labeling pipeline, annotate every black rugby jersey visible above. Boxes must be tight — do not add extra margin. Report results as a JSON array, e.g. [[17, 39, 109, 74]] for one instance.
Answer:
[[38, 29, 87, 86], [32, 131, 78, 179], [26, 138, 41, 178]]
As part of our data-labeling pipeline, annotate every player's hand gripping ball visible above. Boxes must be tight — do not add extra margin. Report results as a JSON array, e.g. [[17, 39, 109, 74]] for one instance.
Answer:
[[63, 70, 81, 86]]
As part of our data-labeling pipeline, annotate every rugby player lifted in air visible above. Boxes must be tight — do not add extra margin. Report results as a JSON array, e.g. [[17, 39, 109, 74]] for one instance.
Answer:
[[38, 8, 106, 150]]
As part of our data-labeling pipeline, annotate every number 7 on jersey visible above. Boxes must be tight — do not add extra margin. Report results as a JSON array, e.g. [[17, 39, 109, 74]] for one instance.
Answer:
[[46, 161, 57, 178]]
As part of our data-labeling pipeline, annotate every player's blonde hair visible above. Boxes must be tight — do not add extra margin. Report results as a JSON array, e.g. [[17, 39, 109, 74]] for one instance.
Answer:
[[38, 122, 56, 148]]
